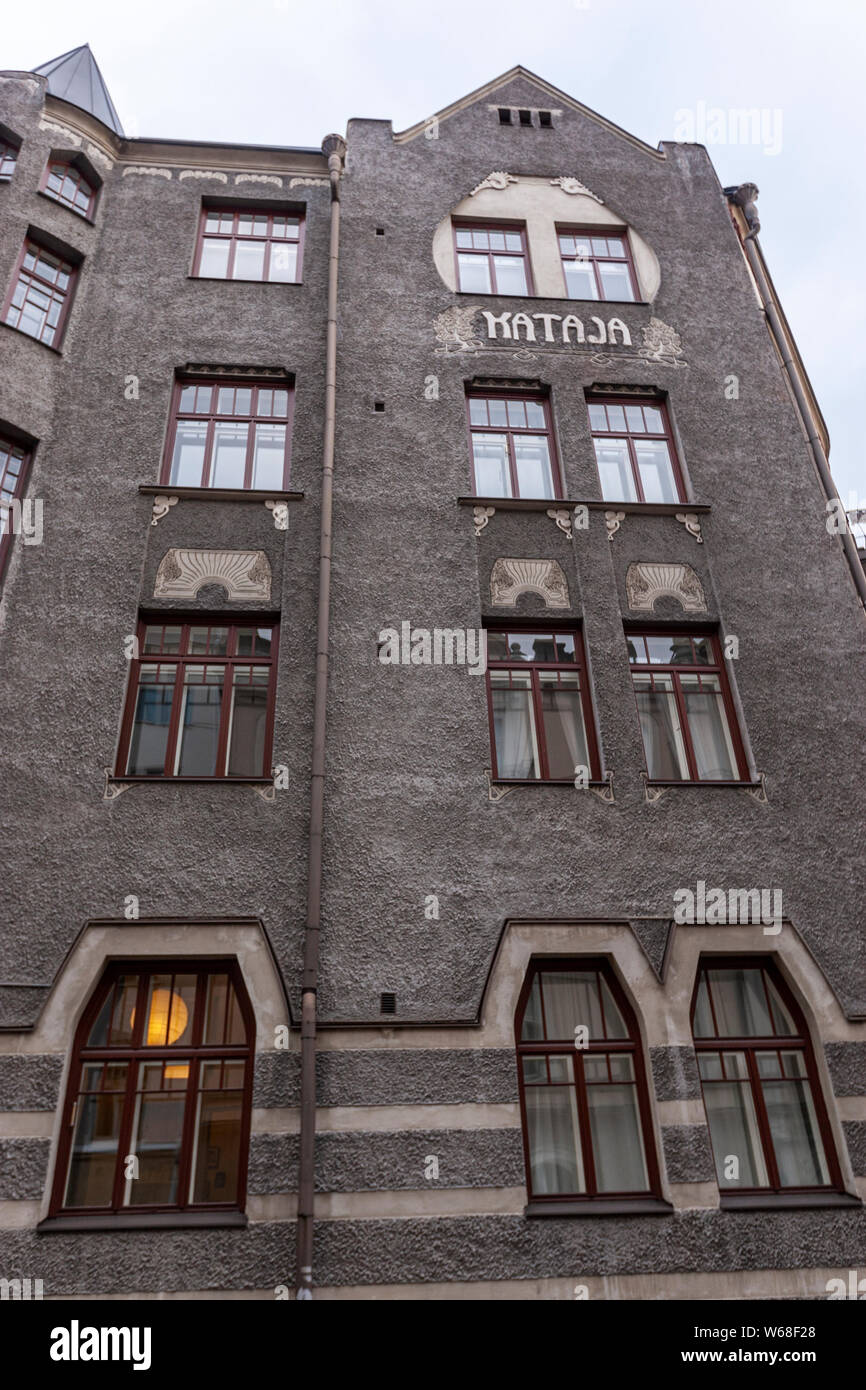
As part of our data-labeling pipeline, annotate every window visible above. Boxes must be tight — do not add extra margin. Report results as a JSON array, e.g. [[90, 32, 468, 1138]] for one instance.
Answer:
[[516, 960, 660, 1203], [692, 961, 842, 1195], [42, 160, 96, 217], [559, 229, 637, 302], [487, 629, 599, 782], [454, 223, 531, 295], [628, 631, 745, 783], [0, 435, 30, 576], [194, 206, 303, 282], [117, 620, 278, 779], [587, 396, 684, 503], [51, 963, 253, 1217], [161, 378, 293, 490], [0, 137, 19, 180], [467, 393, 559, 499], [3, 239, 77, 348]]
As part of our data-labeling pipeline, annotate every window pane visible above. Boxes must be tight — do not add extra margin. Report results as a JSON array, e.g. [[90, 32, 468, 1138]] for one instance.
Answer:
[[455, 229, 473, 248], [588, 403, 607, 431], [124, 1063, 187, 1206], [514, 436, 554, 498], [587, 1081, 649, 1191], [599, 262, 635, 301], [521, 974, 544, 1040], [490, 675, 539, 778], [706, 970, 772, 1037], [199, 238, 230, 278], [541, 971, 603, 1040], [702, 1077, 769, 1187], [127, 669, 175, 775], [682, 678, 739, 780], [762, 1079, 830, 1185], [176, 668, 224, 775], [64, 1068, 128, 1207], [634, 439, 677, 503], [594, 439, 636, 501], [268, 241, 298, 282], [506, 400, 526, 428], [209, 421, 249, 488], [468, 398, 488, 426], [634, 675, 689, 779], [525, 401, 545, 428], [233, 240, 266, 280], [457, 252, 491, 293], [525, 1084, 584, 1194], [140, 974, 196, 1048], [169, 422, 208, 487], [251, 422, 286, 488], [191, 1080, 245, 1203], [472, 434, 511, 496], [539, 675, 588, 778], [492, 254, 528, 295], [564, 261, 597, 299], [227, 677, 269, 776], [625, 406, 645, 432]]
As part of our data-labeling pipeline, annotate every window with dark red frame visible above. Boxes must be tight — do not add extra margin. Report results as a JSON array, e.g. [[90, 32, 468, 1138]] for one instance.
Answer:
[[51, 962, 253, 1217], [486, 629, 599, 782], [516, 960, 661, 1202], [42, 160, 97, 217], [117, 620, 278, 779], [454, 222, 531, 295], [559, 228, 638, 302], [161, 378, 293, 490], [467, 392, 560, 499], [587, 395, 685, 504], [692, 960, 842, 1195], [3, 238, 77, 348], [0, 435, 31, 577], [627, 630, 746, 783], [0, 137, 19, 180], [193, 206, 303, 282]]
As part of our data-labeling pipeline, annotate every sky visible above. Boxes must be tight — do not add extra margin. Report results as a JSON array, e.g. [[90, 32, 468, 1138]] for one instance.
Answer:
[[4, 0, 864, 509]]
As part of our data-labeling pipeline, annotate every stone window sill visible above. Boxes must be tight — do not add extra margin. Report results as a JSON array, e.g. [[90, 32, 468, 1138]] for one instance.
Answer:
[[526, 1196, 673, 1217], [138, 485, 303, 503], [719, 1191, 861, 1212], [458, 496, 710, 515], [38, 1210, 247, 1234]]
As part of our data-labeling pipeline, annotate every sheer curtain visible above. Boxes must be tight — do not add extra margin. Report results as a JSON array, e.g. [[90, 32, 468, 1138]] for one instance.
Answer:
[[492, 686, 537, 777], [635, 687, 687, 778], [525, 1085, 584, 1194], [682, 685, 737, 779]]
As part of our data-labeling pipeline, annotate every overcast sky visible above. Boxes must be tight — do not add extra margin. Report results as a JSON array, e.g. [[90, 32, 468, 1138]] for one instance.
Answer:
[[5, 0, 863, 508]]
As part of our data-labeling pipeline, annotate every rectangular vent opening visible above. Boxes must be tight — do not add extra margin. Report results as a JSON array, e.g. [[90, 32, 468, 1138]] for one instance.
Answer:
[[538, 110, 553, 128], [380, 992, 397, 1015], [498, 108, 512, 125], [518, 109, 532, 127]]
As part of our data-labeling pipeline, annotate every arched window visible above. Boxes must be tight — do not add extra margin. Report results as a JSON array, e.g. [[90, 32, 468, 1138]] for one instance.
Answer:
[[692, 959, 843, 1195], [50, 962, 254, 1217], [42, 159, 97, 217], [515, 959, 662, 1207]]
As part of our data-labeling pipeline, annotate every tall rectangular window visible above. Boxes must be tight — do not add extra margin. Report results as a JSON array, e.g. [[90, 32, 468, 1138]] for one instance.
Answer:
[[454, 223, 531, 295], [118, 621, 278, 779], [587, 396, 684, 504], [162, 378, 292, 490], [0, 435, 30, 576], [559, 229, 637, 301], [627, 631, 746, 783], [467, 393, 560, 499], [3, 239, 77, 348], [193, 207, 303, 282], [486, 629, 599, 782]]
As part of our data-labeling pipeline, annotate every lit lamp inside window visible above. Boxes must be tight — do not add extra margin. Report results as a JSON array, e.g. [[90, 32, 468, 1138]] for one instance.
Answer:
[[131, 988, 190, 1079]]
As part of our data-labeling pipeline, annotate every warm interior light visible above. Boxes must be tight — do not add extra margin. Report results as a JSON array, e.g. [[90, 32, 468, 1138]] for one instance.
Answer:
[[163, 1063, 190, 1081], [131, 988, 189, 1046]]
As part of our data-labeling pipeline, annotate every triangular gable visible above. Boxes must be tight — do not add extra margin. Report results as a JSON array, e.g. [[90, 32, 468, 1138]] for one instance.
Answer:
[[394, 64, 663, 159]]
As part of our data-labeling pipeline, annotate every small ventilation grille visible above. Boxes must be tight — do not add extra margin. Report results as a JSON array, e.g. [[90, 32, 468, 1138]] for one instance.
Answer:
[[380, 992, 397, 1015]]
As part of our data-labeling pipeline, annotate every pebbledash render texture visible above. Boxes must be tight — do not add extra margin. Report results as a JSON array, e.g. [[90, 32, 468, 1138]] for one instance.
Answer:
[[0, 48, 864, 1301]]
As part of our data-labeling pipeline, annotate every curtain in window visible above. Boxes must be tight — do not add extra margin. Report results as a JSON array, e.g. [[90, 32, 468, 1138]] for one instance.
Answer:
[[682, 680, 737, 779], [525, 1083, 584, 1194], [634, 683, 687, 778], [492, 682, 538, 777]]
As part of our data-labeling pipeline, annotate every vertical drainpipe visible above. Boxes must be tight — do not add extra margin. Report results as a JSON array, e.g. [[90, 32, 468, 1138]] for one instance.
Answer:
[[296, 131, 346, 1300], [726, 184, 866, 613]]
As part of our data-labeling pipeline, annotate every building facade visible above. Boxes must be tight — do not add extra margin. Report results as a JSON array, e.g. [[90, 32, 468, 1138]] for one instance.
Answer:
[[0, 49, 864, 1300]]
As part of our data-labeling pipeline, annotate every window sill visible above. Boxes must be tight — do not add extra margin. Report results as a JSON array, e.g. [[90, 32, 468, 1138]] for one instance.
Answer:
[[187, 276, 303, 286], [37, 189, 97, 226], [0, 321, 63, 354], [458, 497, 710, 515], [719, 1191, 861, 1212], [645, 779, 761, 789], [491, 778, 607, 788], [525, 1196, 673, 1218], [38, 1210, 248, 1234], [453, 291, 649, 308], [138, 485, 303, 503], [107, 776, 273, 785]]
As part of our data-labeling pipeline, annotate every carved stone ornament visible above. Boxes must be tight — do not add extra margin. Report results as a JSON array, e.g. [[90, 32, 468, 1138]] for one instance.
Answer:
[[473, 505, 496, 537], [434, 305, 483, 354], [490, 558, 570, 609], [469, 171, 518, 196], [675, 512, 704, 543], [547, 508, 574, 541], [236, 173, 283, 187], [154, 548, 272, 601], [289, 177, 330, 189], [122, 165, 172, 180], [605, 510, 626, 541], [265, 500, 289, 530], [151, 495, 178, 526], [550, 175, 603, 203], [625, 562, 707, 613], [640, 318, 684, 364], [179, 169, 228, 183]]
